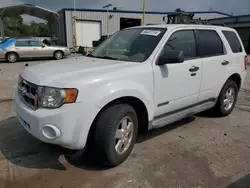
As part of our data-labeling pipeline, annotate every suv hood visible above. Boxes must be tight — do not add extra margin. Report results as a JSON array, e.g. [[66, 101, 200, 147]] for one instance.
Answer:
[[21, 56, 136, 87]]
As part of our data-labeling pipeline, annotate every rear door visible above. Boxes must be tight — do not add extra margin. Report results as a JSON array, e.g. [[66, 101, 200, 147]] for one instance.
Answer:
[[221, 30, 246, 72], [196, 29, 231, 102]]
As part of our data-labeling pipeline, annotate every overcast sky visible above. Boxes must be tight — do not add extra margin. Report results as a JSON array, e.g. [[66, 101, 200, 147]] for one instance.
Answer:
[[1, 0, 250, 22]]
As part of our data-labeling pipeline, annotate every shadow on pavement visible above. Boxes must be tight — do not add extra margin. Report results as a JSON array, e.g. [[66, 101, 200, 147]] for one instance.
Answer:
[[0, 116, 111, 171], [227, 174, 250, 188], [0, 116, 68, 170], [0, 115, 196, 171]]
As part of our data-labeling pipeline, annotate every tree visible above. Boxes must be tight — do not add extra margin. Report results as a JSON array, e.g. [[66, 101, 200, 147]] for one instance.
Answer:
[[3, 15, 23, 36], [3, 15, 50, 37]]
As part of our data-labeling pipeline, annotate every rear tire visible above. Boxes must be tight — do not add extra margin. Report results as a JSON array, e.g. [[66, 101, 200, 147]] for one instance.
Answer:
[[92, 104, 138, 167], [6, 52, 18, 63], [213, 80, 238, 117], [54, 51, 63, 60]]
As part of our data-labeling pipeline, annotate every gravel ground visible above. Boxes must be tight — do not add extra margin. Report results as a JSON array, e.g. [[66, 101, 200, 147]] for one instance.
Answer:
[[0, 60, 249, 188]]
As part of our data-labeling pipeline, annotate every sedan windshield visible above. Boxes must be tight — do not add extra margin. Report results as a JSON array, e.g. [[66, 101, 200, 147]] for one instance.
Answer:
[[89, 27, 166, 62]]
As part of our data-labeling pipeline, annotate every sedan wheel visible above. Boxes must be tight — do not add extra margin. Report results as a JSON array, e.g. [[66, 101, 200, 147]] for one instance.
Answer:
[[54, 51, 63, 60], [7, 53, 18, 63]]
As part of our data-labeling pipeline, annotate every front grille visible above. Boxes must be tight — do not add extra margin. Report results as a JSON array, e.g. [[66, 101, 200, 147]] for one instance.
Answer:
[[18, 77, 39, 110]]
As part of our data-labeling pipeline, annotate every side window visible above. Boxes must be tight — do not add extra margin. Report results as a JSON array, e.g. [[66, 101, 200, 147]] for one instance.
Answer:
[[163, 30, 197, 60], [29, 41, 43, 47], [15, 41, 29, 47], [197, 30, 224, 57], [222, 30, 243, 53]]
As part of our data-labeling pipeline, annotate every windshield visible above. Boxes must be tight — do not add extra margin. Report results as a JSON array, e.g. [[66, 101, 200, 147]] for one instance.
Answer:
[[89, 27, 166, 62]]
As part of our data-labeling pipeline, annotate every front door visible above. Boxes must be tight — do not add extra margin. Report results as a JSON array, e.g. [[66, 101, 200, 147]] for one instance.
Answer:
[[153, 29, 202, 118]]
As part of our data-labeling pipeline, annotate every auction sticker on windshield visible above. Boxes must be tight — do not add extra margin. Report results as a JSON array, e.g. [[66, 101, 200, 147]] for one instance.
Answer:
[[141, 30, 161, 36]]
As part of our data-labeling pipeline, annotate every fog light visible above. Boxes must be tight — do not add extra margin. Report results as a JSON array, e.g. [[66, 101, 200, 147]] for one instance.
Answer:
[[42, 125, 61, 140]]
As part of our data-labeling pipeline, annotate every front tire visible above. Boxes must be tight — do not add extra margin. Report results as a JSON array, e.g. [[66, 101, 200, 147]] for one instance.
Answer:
[[54, 51, 63, 60], [214, 80, 238, 117], [6, 52, 18, 63], [92, 104, 138, 167]]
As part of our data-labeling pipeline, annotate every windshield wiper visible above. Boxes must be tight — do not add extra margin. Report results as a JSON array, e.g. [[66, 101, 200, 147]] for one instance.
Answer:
[[95, 56, 118, 60], [87, 53, 95, 57]]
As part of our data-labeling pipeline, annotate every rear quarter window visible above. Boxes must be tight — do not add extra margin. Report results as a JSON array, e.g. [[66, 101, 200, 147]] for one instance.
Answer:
[[222, 30, 243, 53]]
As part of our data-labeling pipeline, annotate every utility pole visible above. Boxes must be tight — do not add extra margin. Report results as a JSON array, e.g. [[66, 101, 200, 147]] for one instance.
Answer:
[[142, 0, 146, 25], [103, 4, 112, 37], [73, 0, 77, 49]]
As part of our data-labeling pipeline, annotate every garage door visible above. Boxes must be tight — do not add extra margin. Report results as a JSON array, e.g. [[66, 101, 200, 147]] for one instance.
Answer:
[[76, 20, 101, 47]]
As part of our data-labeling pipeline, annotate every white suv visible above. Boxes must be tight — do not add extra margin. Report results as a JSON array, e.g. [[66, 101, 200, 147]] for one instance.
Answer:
[[15, 24, 248, 166]]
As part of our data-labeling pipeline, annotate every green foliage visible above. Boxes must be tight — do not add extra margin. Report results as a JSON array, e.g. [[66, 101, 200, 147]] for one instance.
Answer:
[[3, 15, 50, 37]]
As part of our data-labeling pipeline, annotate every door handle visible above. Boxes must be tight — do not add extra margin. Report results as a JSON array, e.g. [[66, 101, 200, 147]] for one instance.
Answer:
[[222, 60, 229, 66], [189, 66, 199, 72]]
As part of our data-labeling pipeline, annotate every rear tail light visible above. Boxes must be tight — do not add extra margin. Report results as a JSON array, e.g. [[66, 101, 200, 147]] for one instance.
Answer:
[[245, 55, 248, 70]]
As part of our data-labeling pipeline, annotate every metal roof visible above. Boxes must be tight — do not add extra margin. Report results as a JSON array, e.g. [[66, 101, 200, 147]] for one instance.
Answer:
[[209, 14, 250, 25], [60, 8, 232, 17], [0, 4, 59, 22]]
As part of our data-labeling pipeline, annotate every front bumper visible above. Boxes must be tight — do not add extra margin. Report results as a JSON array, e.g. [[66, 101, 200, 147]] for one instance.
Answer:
[[14, 91, 100, 150]]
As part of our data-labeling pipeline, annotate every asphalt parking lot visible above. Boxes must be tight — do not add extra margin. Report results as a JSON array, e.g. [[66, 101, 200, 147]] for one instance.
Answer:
[[0, 57, 250, 188]]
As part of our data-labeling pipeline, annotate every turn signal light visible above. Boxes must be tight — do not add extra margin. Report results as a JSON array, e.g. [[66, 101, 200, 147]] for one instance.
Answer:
[[65, 89, 78, 103]]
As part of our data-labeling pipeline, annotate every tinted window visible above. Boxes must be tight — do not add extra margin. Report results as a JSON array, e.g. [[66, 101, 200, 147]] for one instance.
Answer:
[[222, 30, 242, 53], [15, 41, 29, 47], [198, 30, 224, 57], [29, 41, 43, 47], [164, 30, 197, 60]]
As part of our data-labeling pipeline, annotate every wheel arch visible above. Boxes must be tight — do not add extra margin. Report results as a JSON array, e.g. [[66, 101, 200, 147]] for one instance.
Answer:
[[227, 73, 242, 90], [5, 51, 19, 59], [54, 50, 64, 56], [86, 96, 150, 148]]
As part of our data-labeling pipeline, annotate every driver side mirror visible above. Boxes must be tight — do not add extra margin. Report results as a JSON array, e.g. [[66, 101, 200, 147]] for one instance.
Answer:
[[42, 44, 46, 48], [156, 50, 184, 65]]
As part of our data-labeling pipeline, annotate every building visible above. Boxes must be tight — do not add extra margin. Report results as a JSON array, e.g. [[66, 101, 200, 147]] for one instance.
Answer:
[[58, 8, 230, 48]]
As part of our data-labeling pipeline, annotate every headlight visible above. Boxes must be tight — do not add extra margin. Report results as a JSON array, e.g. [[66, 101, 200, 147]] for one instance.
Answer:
[[40, 87, 78, 109]]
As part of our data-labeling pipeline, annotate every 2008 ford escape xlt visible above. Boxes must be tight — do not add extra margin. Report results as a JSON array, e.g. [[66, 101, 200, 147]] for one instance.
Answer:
[[15, 24, 247, 166]]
